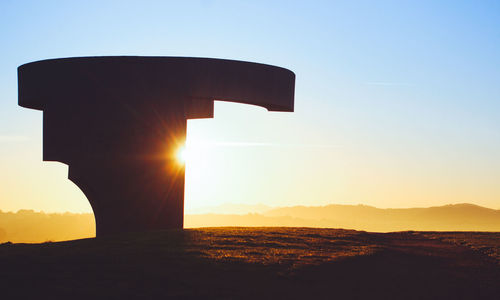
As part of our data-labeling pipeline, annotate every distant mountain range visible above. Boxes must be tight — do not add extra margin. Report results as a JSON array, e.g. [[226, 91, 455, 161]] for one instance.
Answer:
[[0, 210, 95, 243], [1, 203, 499, 243], [185, 203, 500, 232]]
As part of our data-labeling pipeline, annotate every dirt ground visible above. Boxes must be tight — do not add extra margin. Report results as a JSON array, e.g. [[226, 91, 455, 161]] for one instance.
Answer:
[[0, 227, 499, 299]]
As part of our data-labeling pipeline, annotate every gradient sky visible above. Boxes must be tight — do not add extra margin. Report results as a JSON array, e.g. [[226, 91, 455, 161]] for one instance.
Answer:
[[0, 0, 499, 213]]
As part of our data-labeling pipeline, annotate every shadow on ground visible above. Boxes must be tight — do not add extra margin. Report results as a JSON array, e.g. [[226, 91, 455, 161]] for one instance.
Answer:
[[1, 228, 498, 299]]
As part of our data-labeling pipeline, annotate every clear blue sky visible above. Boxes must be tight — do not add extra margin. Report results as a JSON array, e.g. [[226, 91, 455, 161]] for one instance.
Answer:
[[1, 1, 499, 212]]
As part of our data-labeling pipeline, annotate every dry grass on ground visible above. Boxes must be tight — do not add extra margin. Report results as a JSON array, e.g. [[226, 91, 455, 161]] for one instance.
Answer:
[[1, 227, 499, 299]]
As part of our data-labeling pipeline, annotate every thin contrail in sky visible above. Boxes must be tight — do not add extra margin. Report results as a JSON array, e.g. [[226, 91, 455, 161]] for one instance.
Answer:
[[187, 141, 341, 149], [0, 135, 29, 142], [364, 82, 415, 87]]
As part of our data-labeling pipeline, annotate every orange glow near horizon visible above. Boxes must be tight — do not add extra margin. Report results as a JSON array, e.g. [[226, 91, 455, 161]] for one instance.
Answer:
[[1, 101, 499, 215]]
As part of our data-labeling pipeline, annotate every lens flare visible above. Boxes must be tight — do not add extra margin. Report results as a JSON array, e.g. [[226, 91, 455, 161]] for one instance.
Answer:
[[176, 145, 186, 164]]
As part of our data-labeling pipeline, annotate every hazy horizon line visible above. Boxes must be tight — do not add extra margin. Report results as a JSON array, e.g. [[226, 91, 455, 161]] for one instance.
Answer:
[[2, 202, 499, 215]]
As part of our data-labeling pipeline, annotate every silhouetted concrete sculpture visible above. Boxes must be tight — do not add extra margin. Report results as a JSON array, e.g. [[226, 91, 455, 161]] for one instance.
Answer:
[[18, 57, 295, 236]]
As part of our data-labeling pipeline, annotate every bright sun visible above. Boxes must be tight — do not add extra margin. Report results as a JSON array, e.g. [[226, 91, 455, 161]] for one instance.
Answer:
[[176, 145, 187, 164]]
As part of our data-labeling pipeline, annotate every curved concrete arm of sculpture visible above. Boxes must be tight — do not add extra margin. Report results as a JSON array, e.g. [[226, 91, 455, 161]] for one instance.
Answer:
[[19, 56, 294, 113], [17, 56, 295, 235]]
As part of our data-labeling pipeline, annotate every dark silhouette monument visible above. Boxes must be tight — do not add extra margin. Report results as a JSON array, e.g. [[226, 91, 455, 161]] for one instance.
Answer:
[[18, 56, 295, 236]]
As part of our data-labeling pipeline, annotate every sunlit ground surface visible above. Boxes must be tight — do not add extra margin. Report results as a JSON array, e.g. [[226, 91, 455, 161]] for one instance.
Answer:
[[422, 232, 500, 264], [182, 227, 375, 267], [1, 228, 499, 299]]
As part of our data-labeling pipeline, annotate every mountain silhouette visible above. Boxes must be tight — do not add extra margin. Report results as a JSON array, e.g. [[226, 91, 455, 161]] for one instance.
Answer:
[[1, 203, 499, 243], [261, 203, 500, 231]]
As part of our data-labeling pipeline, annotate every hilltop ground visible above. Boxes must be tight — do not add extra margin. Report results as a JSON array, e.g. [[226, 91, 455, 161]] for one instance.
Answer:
[[1, 228, 499, 299]]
